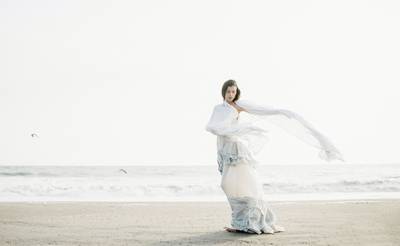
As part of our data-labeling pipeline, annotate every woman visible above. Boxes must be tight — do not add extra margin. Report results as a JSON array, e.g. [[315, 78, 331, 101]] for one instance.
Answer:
[[205, 80, 344, 235]]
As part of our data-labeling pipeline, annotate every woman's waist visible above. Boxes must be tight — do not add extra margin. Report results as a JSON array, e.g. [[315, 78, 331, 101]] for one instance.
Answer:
[[218, 135, 240, 142]]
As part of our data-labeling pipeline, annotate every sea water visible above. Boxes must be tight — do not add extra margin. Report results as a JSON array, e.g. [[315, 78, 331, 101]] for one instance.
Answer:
[[0, 164, 399, 202]]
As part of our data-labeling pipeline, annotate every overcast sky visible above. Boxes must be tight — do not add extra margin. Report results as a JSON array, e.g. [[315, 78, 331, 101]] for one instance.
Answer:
[[1, 0, 399, 165]]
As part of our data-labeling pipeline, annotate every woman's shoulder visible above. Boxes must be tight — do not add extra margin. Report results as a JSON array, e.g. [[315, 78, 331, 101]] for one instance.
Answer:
[[213, 102, 225, 109], [211, 103, 231, 114]]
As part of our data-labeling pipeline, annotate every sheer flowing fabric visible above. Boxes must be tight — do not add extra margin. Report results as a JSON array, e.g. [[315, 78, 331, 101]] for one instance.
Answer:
[[205, 98, 344, 234], [220, 151, 284, 234]]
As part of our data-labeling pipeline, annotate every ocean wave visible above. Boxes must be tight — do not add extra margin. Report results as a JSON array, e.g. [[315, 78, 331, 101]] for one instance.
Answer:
[[1, 165, 399, 201], [0, 172, 33, 176], [262, 177, 400, 193]]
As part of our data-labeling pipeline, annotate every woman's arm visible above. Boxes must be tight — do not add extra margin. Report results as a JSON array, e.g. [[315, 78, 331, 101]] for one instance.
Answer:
[[236, 99, 293, 118], [205, 105, 267, 137], [236, 99, 344, 162]]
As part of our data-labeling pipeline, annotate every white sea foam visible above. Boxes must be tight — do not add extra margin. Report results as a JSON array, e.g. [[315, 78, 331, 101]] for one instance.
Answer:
[[0, 164, 399, 202]]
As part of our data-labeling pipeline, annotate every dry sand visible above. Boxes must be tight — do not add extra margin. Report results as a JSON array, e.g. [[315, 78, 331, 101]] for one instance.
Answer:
[[1, 199, 399, 245]]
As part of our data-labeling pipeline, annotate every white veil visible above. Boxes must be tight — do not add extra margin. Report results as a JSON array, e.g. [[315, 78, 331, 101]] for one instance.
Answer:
[[235, 99, 345, 162]]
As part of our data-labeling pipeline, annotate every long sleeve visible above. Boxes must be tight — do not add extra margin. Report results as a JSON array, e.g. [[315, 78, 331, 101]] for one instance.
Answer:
[[205, 105, 268, 137], [236, 99, 345, 162]]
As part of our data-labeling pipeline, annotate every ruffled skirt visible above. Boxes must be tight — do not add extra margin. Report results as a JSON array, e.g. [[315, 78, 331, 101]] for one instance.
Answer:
[[218, 139, 285, 234]]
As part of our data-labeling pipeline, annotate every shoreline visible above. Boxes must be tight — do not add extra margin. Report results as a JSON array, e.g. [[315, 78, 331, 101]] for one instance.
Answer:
[[1, 197, 399, 204], [1, 199, 399, 245]]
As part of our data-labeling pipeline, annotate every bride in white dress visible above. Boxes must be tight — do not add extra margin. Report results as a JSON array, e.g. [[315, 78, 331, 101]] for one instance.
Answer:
[[205, 80, 344, 234]]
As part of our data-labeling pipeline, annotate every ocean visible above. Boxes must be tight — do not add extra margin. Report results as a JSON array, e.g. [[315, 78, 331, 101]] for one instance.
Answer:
[[0, 164, 399, 202]]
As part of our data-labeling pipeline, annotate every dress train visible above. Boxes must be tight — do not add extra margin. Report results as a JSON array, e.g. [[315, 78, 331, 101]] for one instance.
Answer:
[[220, 159, 285, 234]]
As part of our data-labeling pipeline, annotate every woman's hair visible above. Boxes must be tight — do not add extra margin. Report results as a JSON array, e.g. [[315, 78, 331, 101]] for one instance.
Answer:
[[221, 79, 241, 102]]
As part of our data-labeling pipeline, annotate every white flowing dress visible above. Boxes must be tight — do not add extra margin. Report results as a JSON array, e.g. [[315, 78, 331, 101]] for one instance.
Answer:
[[205, 99, 344, 234]]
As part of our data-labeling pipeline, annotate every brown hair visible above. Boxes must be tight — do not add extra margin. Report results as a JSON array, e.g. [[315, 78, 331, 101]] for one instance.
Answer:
[[221, 79, 241, 102]]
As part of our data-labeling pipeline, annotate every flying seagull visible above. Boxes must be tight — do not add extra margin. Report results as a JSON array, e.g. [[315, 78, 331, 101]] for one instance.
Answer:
[[31, 133, 39, 138], [119, 169, 128, 174]]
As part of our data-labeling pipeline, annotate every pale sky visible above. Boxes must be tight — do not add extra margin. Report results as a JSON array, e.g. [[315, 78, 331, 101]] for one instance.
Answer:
[[1, 0, 399, 165]]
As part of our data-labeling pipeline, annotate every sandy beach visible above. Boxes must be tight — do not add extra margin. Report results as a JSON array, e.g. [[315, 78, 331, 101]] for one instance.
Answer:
[[1, 199, 399, 246]]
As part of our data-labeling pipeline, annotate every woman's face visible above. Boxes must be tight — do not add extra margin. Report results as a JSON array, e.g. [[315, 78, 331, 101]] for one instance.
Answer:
[[225, 86, 237, 102]]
